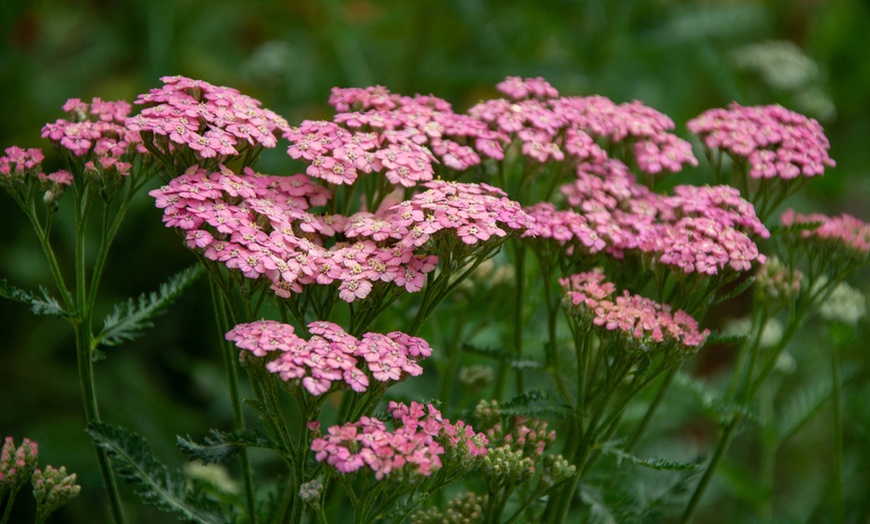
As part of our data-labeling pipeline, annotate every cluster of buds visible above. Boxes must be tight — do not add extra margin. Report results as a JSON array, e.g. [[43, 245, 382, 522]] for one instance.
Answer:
[[411, 491, 486, 524], [32, 465, 82, 521], [0, 436, 38, 494], [755, 255, 802, 306]]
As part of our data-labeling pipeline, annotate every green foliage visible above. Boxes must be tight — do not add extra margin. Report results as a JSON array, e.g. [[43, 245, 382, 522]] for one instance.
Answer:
[[178, 429, 275, 465], [87, 423, 232, 524], [674, 373, 761, 425], [499, 389, 572, 418], [94, 265, 204, 348], [597, 441, 699, 472], [0, 279, 68, 318]]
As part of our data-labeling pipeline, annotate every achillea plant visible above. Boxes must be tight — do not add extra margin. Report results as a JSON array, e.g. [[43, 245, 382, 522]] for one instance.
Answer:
[[3, 74, 867, 524]]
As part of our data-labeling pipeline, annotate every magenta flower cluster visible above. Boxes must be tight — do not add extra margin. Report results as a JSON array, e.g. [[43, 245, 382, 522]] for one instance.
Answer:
[[531, 157, 768, 274], [310, 401, 487, 479], [688, 103, 835, 179], [561, 271, 709, 350], [150, 166, 531, 301], [226, 320, 432, 396], [128, 76, 289, 160], [41, 98, 140, 176], [781, 209, 870, 257]]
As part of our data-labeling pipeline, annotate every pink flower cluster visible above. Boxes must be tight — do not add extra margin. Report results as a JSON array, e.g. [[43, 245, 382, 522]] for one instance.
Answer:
[[151, 167, 531, 301], [40, 98, 140, 176], [553, 159, 767, 274], [128, 76, 289, 160], [0, 147, 72, 190], [310, 401, 487, 479], [302, 86, 504, 177], [0, 436, 38, 488], [496, 76, 561, 100], [561, 271, 709, 350], [550, 95, 698, 174], [688, 103, 835, 179], [781, 209, 870, 257], [284, 119, 436, 186], [226, 320, 432, 395]]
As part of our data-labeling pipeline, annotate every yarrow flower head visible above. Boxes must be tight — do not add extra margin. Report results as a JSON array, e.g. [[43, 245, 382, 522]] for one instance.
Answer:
[[0, 146, 73, 202], [561, 271, 709, 352], [755, 255, 802, 306], [688, 102, 835, 180], [310, 401, 487, 480], [128, 76, 289, 161], [781, 209, 870, 260], [226, 320, 432, 396]]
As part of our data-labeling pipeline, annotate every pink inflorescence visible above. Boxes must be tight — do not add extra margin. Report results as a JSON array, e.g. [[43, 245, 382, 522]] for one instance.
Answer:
[[310, 401, 487, 479], [127, 75, 288, 160], [688, 103, 835, 179], [304, 85, 503, 176], [561, 271, 709, 351], [0, 146, 72, 188], [550, 94, 698, 174], [150, 166, 531, 301], [557, 159, 767, 274], [781, 209, 870, 257], [226, 320, 432, 396], [40, 97, 140, 176]]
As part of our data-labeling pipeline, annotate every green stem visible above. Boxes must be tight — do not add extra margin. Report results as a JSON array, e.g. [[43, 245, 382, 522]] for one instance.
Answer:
[[1, 485, 20, 524], [830, 335, 844, 524], [209, 279, 257, 524], [681, 419, 739, 524], [627, 365, 678, 452]]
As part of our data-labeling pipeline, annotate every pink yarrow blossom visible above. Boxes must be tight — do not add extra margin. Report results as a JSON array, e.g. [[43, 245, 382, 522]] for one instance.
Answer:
[[781, 209, 870, 258], [561, 271, 709, 352], [226, 320, 432, 395], [687, 103, 835, 179], [311, 401, 487, 479]]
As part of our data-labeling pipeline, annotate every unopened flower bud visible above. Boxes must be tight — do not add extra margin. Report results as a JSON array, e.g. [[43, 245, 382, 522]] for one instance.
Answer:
[[32, 465, 81, 521]]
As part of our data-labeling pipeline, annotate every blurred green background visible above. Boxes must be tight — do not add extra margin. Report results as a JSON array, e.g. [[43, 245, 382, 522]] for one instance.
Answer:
[[2, 0, 870, 522]]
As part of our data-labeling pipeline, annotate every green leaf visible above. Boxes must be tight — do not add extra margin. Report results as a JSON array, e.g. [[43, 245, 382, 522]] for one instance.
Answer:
[[579, 485, 618, 524], [460, 343, 544, 370], [95, 265, 203, 348], [776, 366, 857, 444], [87, 423, 231, 523], [674, 373, 761, 425], [499, 389, 572, 417], [703, 331, 748, 346], [597, 441, 699, 472], [178, 429, 275, 465], [711, 276, 756, 306], [0, 279, 68, 317]]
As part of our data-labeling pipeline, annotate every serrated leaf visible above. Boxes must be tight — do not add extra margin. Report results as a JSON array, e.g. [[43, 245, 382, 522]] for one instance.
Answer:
[[704, 331, 748, 346], [95, 265, 203, 348], [674, 373, 761, 425], [598, 441, 698, 472], [0, 279, 68, 317], [712, 276, 755, 306], [87, 423, 231, 523], [777, 366, 857, 443], [499, 389, 572, 417], [580, 485, 618, 524], [178, 429, 275, 465], [460, 343, 544, 370]]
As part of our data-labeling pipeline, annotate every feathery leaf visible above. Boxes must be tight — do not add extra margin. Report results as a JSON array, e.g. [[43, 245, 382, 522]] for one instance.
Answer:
[[0, 279, 68, 317], [178, 429, 276, 465], [95, 265, 203, 348]]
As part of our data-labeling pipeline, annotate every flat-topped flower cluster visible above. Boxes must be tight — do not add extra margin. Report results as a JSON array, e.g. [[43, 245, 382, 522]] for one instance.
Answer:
[[226, 320, 432, 395], [310, 401, 487, 479], [561, 271, 709, 351]]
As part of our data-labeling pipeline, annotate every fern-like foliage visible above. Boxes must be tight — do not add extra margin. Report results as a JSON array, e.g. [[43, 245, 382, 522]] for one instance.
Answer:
[[777, 365, 857, 444], [499, 389, 572, 417], [178, 429, 276, 465], [87, 423, 232, 524], [95, 265, 203, 348], [461, 343, 544, 370], [674, 373, 761, 425], [711, 276, 756, 306], [0, 279, 68, 317], [598, 441, 699, 472]]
